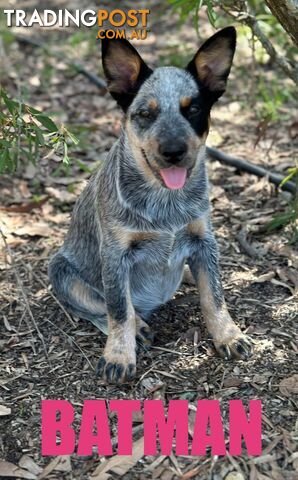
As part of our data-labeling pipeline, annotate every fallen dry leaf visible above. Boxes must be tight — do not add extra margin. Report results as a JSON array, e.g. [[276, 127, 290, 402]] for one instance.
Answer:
[[19, 456, 42, 476], [14, 223, 53, 238], [279, 374, 298, 397], [253, 271, 275, 283], [182, 326, 202, 343], [90, 437, 144, 479], [53, 456, 71, 473], [0, 405, 11, 416], [225, 473, 245, 480], [223, 377, 243, 388], [277, 268, 298, 295], [45, 186, 77, 204], [271, 278, 295, 295], [209, 184, 226, 201], [38, 456, 70, 479], [0, 460, 37, 479]]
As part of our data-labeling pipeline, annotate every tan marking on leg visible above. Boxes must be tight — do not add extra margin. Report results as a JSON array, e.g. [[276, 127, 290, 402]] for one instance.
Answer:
[[70, 279, 106, 315], [110, 225, 131, 249], [180, 96, 191, 108], [197, 270, 252, 360], [111, 225, 159, 248], [198, 270, 241, 346], [187, 217, 207, 239], [101, 293, 137, 383], [130, 231, 159, 243], [104, 314, 136, 363]]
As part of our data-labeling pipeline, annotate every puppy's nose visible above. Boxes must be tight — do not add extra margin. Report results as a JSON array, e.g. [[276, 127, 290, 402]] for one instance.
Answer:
[[159, 141, 187, 164]]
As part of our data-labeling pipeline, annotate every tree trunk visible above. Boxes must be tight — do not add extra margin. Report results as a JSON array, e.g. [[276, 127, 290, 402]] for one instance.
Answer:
[[265, 0, 298, 46]]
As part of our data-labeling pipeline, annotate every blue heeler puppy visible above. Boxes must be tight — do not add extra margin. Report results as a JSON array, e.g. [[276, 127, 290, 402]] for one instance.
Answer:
[[49, 27, 253, 384]]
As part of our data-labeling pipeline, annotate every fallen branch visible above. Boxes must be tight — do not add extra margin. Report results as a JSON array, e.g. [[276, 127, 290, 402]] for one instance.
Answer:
[[206, 147, 297, 194]]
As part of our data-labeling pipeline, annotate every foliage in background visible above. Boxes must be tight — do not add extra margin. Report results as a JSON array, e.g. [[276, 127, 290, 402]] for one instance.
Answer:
[[0, 88, 78, 173]]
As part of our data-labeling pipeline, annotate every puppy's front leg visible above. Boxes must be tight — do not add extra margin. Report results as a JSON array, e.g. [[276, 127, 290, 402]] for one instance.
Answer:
[[187, 218, 252, 360], [96, 242, 137, 384]]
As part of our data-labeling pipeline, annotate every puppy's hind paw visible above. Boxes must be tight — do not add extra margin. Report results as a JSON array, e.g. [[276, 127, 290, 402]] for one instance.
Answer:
[[215, 334, 253, 361], [135, 317, 154, 353]]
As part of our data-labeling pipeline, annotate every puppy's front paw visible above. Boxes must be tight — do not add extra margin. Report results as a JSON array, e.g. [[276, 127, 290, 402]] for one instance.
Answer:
[[215, 333, 253, 361], [96, 352, 136, 384]]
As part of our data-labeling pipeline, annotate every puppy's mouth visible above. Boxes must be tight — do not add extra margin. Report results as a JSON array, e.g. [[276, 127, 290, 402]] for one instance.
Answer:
[[141, 149, 189, 190], [159, 167, 187, 190]]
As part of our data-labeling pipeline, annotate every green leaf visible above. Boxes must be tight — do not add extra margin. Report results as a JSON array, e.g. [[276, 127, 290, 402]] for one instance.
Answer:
[[34, 114, 58, 132], [0, 149, 15, 173], [66, 130, 79, 145], [28, 106, 43, 115], [33, 125, 45, 146], [279, 168, 297, 187], [63, 142, 70, 164], [76, 159, 91, 173], [205, 0, 217, 27], [267, 210, 296, 231], [1, 91, 18, 114]]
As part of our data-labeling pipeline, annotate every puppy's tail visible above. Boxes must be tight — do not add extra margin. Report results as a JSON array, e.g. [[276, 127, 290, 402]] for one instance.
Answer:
[[48, 253, 108, 334]]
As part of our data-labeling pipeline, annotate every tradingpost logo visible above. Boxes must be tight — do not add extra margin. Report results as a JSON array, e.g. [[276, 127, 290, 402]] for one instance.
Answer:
[[97, 9, 150, 39], [3, 9, 150, 39]]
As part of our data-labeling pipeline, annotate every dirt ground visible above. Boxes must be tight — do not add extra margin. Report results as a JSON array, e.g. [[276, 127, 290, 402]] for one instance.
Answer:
[[0, 1, 297, 479]]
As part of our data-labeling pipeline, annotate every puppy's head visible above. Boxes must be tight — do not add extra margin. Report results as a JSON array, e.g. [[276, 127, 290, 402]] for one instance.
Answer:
[[102, 27, 236, 190]]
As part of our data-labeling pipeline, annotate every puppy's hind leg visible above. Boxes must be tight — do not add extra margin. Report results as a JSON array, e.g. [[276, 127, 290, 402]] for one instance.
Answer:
[[48, 254, 108, 334], [49, 254, 152, 345]]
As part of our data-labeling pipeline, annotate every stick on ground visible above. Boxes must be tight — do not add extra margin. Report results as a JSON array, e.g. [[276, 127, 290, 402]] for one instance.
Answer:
[[207, 147, 297, 194]]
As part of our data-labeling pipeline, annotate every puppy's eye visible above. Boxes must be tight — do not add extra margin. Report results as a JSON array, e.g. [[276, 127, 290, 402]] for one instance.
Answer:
[[188, 105, 200, 115], [137, 110, 151, 118]]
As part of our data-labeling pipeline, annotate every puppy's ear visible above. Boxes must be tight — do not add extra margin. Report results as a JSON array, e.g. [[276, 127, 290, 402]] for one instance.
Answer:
[[101, 38, 152, 111], [186, 27, 236, 101]]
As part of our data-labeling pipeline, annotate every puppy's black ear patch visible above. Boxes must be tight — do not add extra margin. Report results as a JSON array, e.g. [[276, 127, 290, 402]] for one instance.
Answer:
[[101, 37, 153, 111], [186, 27, 236, 102]]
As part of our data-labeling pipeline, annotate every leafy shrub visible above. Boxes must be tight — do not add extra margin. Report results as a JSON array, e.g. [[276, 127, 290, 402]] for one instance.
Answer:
[[0, 88, 78, 173]]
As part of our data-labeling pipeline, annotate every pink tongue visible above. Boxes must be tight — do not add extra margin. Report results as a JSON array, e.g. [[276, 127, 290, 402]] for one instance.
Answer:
[[160, 167, 187, 190]]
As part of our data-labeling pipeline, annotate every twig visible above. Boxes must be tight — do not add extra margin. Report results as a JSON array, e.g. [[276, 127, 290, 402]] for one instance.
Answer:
[[236, 227, 262, 258], [206, 147, 297, 194], [151, 346, 193, 356], [0, 226, 49, 360]]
